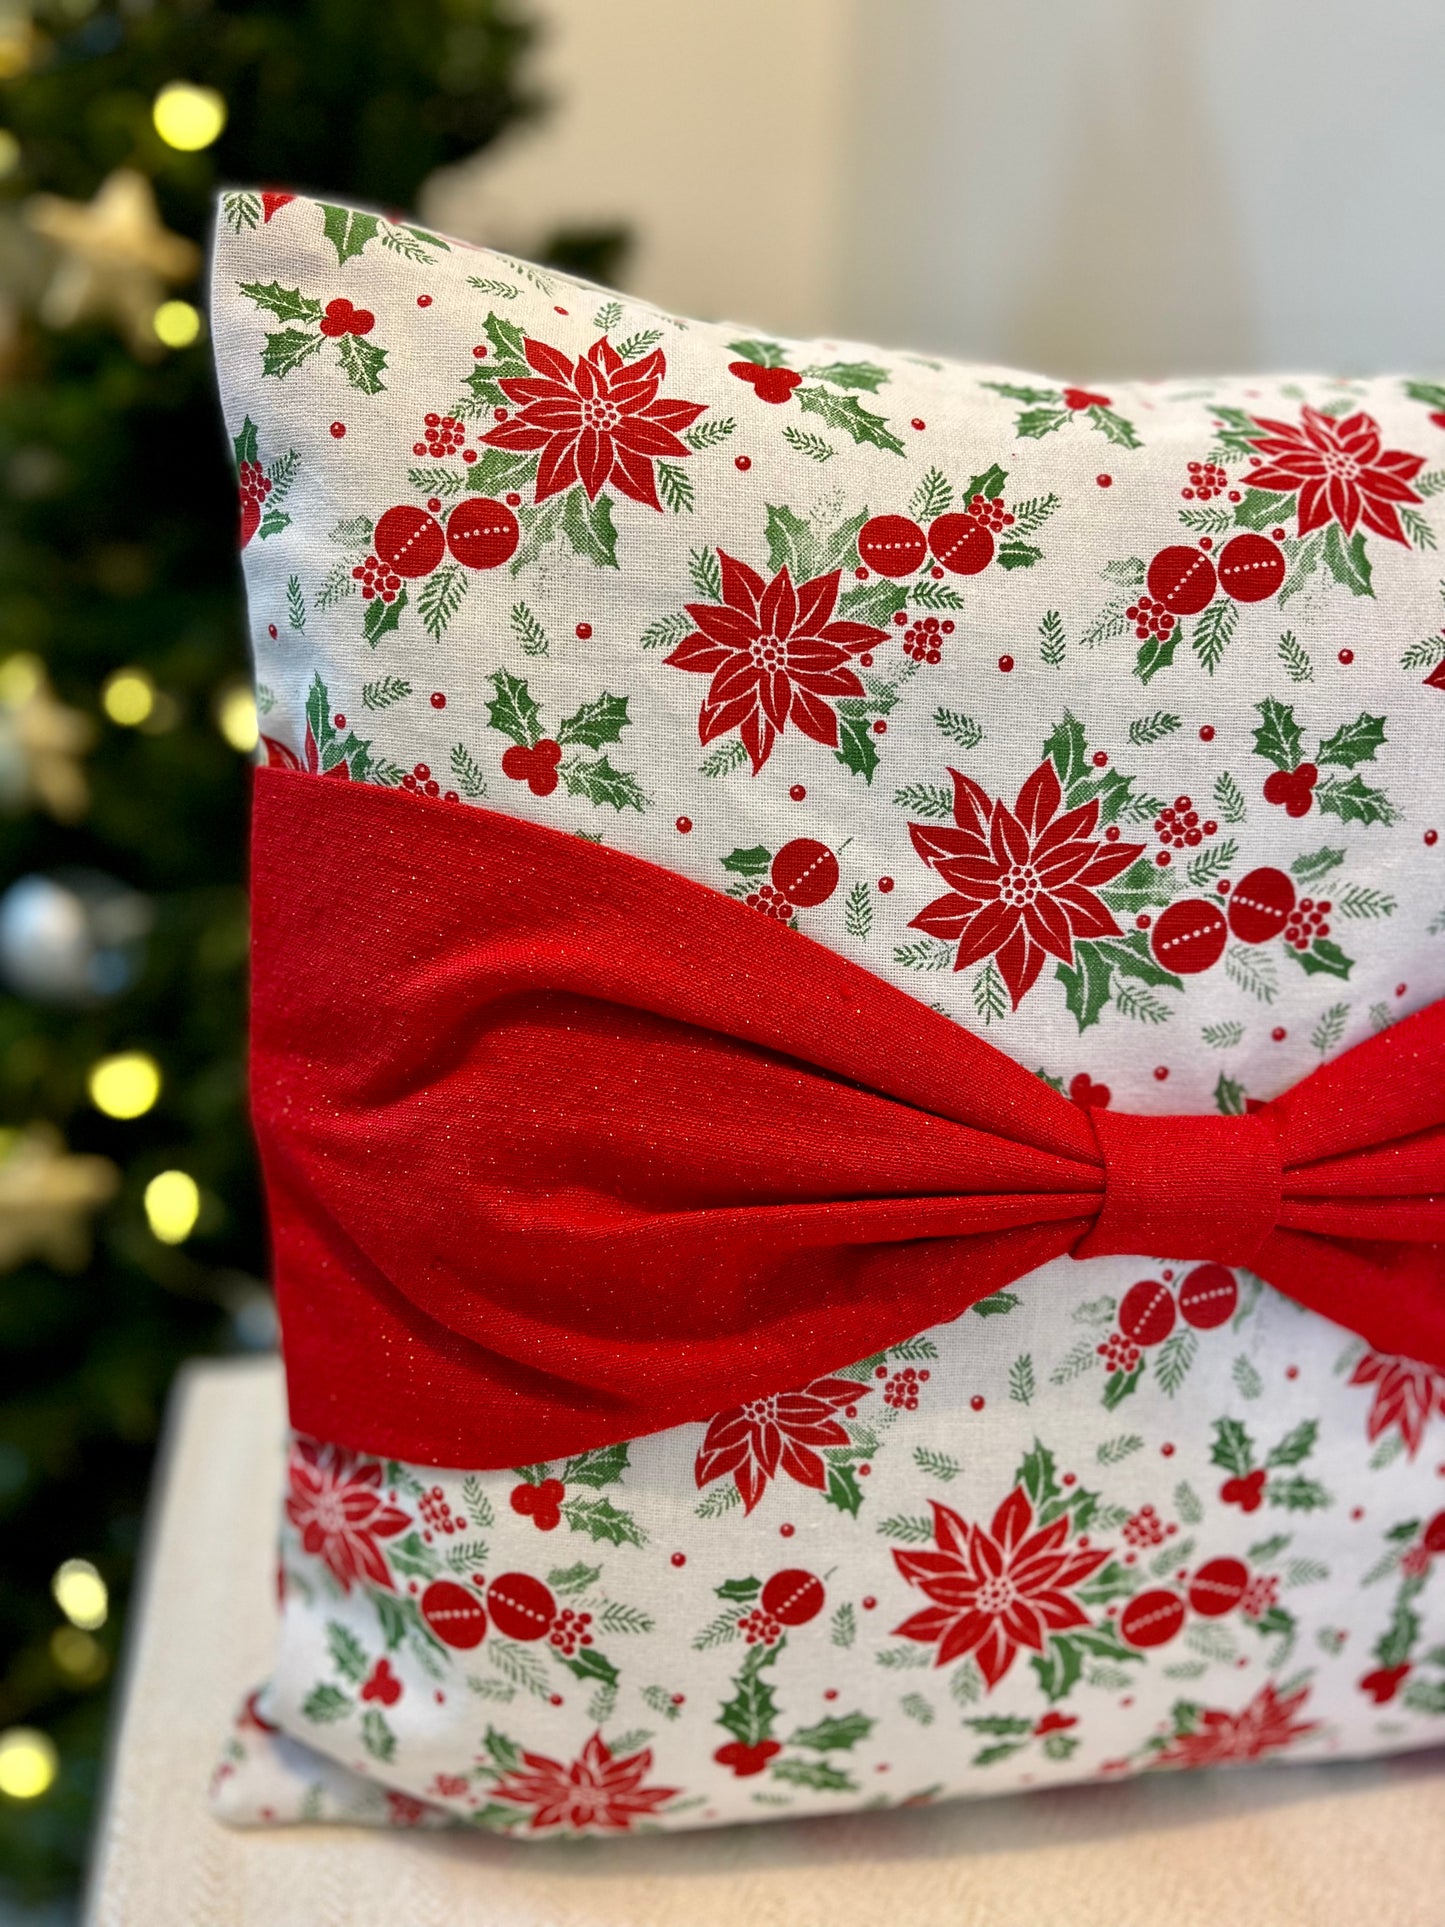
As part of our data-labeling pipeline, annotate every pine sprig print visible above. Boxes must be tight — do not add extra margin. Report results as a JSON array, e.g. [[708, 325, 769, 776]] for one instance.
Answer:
[[418, 563, 467, 640], [1226, 942, 1279, 1003], [910, 467, 953, 522], [894, 780, 953, 819], [933, 708, 984, 750], [782, 426, 835, 462], [845, 882, 873, 939], [894, 939, 953, 972], [683, 416, 736, 450], [1202, 1020, 1245, 1048], [1311, 1002, 1350, 1055], [913, 1447, 962, 1482], [1277, 630, 1314, 682], [656, 461, 694, 513], [362, 675, 411, 710], [286, 574, 306, 632], [972, 959, 1007, 1024], [1336, 884, 1396, 918], [1128, 712, 1181, 745], [1009, 1354, 1035, 1404], [449, 743, 487, 799], [1213, 771, 1247, 824], [688, 545, 722, 601], [510, 601, 550, 655], [1039, 609, 1066, 665]]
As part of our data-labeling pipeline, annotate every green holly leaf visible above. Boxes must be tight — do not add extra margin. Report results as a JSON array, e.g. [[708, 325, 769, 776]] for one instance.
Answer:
[[1314, 775, 1397, 826], [261, 328, 325, 379], [1056, 943, 1114, 1033], [1135, 627, 1181, 684], [719, 1644, 781, 1746], [803, 359, 889, 392], [562, 1441, 630, 1487], [232, 415, 260, 466], [1268, 1419, 1319, 1467], [485, 309, 528, 365], [337, 333, 387, 394], [1210, 1416, 1255, 1479], [485, 668, 542, 748], [770, 1756, 857, 1792], [326, 1621, 369, 1685], [715, 1576, 762, 1603], [1102, 1362, 1143, 1410], [1043, 711, 1090, 790], [256, 508, 291, 540], [727, 337, 787, 368], [561, 1495, 646, 1547], [822, 1461, 864, 1516], [319, 202, 381, 262], [557, 1646, 619, 1688], [560, 756, 649, 811], [1214, 1070, 1247, 1116], [833, 702, 881, 783], [560, 487, 619, 568], [1095, 931, 1182, 992], [1322, 523, 1374, 597], [839, 579, 908, 625], [787, 1711, 874, 1752], [1251, 696, 1304, 771], [387, 1530, 442, 1580], [762, 502, 817, 580], [794, 384, 906, 455], [996, 539, 1044, 570], [981, 380, 1059, 404], [301, 1682, 351, 1723], [972, 1291, 1021, 1317], [238, 280, 324, 324], [547, 1562, 601, 1595], [1268, 1476, 1332, 1512], [1230, 489, 1285, 531], [360, 1707, 396, 1762], [1016, 1438, 1062, 1512], [1316, 713, 1387, 768], [721, 845, 773, 876], [362, 585, 407, 646], [1029, 1634, 1085, 1703], [1016, 406, 1070, 438], [962, 463, 1009, 503], [1285, 937, 1354, 979], [463, 447, 537, 497], [1088, 405, 1141, 449], [558, 693, 630, 749]]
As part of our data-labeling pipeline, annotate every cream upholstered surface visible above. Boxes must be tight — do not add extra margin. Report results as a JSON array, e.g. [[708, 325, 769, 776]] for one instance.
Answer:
[[85, 1357, 1445, 1926]]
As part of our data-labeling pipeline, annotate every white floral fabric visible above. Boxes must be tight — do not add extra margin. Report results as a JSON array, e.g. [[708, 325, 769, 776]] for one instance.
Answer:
[[207, 188, 1445, 1837]]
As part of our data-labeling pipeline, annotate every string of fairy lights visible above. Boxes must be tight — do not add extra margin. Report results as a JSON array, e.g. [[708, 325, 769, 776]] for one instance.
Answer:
[[0, 70, 246, 1813]]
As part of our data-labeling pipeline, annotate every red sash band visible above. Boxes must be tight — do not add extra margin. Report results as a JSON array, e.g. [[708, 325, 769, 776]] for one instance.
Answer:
[[249, 768, 1445, 1470]]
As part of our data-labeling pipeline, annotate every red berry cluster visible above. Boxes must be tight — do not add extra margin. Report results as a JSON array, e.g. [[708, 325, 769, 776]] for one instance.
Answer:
[[318, 296, 374, 338], [902, 615, 954, 664], [413, 411, 466, 458], [1220, 1467, 1267, 1512], [501, 738, 563, 796], [547, 1607, 595, 1656], [1123, 1504, 1167, 1549], [745, 881, 794, 920], [882, 1365, 929, 1411], [1181, 460, 1228, 501], [966, 493, 1015, 534], [353, 553, 403, 603], [510, 1476, 565, 1531], [419, 1485, 464, 1536], [1153, 795, 1217, 850], [1239, 1573, 1280, 1620], [1263, 761, 1319, 817], [1283, 895, 1331, 950], [1124, 594, 1175, 643], [1097, 1331, 1142, 1374], [736, 1606, 783, 1647], [239, 458, 273, 510], [401, 761, 441, 798]]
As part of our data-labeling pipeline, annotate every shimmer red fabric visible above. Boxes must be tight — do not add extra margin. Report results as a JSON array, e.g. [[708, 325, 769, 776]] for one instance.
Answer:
[[249, 767, 1445, 1471]]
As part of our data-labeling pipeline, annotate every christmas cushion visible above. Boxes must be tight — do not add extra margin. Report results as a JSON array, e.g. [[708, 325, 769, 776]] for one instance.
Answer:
[[206, 187, 1445, 1839]]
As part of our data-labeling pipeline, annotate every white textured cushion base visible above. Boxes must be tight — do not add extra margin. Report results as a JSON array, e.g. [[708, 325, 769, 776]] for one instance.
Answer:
[[86, 1357, 1445, 1927]]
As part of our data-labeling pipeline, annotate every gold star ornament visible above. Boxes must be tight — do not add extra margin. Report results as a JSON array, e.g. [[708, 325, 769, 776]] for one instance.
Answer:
[[0, 652, 96, 823], [25, 167, 200, 357], [0, 1124, 118, 1273]]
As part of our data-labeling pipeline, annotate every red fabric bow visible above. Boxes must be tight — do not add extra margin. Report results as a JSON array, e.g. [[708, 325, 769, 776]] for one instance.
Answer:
[[250, 768, 1445, 1470]]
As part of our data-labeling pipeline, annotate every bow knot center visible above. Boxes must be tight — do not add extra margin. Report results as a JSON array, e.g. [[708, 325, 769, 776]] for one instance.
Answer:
[[1073, 1107, 1282, 1268]]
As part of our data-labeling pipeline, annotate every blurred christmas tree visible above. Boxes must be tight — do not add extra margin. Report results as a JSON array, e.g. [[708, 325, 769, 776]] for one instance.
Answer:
[[0, 1, 622, 1906]]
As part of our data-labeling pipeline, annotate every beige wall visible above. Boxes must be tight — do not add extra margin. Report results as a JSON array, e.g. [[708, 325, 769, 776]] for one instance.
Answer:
[[425, 0, 1445, 377]]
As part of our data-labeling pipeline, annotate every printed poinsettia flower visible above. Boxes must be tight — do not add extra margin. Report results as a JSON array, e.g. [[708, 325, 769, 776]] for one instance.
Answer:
[[1151, 1681, 1318, 1770], [665, 553, 888, 773], [694, 1374, 865, 1513], [1242, 405, 1426, 544], [892, 1490, 1109, 1688], [481, 334, 706, 509], [491, 1731, 678, 1832], [908, 759, 1143, 1007], [284, 1438, 410, 1592], [1349, 1350, 1445, 1458]]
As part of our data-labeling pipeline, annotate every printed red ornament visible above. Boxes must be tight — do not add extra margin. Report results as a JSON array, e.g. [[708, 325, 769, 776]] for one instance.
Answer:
[[857, 515, 927, 579], [1228, 867, 1296, 944], [1178, 1263, 1238, 1330], [419, 1579, 488, 1649], [1150, 898, 1227, 975], [1217, 532, 1285, 603], [1146, 545, 1218, 616], [1119, 1589, 1186, 1648], [446, 496, 520, 570], [928, 512, 994, 576], [1119, 1278, 1177, 1348], [770, 839, 839, 908], [485, 1572, 557, 1642], [1187, 1556, 1249, 1618], [760, 1569, 826, 1626], [373, 505, 445, 578]]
